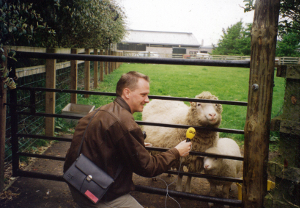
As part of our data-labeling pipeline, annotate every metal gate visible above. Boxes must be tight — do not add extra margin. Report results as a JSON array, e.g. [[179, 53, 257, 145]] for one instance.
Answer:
[[8, 51, 249, 207]]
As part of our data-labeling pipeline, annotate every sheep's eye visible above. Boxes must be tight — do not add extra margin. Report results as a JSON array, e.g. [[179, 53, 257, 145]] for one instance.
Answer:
[[214, 157, 218, 161], [215, 104, 218, 107], [197, 103, 201, 106]]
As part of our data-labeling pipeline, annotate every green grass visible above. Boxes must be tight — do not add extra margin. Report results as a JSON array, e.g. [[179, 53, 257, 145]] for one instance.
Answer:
[[77, 63, 285, 147]]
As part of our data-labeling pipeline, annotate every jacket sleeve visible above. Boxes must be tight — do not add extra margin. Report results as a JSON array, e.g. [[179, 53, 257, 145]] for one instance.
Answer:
[[115, 127, 180, 177]]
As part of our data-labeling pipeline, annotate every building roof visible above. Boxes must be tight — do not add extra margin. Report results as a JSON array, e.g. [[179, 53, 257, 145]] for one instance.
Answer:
[[122, 29, 200, 47]]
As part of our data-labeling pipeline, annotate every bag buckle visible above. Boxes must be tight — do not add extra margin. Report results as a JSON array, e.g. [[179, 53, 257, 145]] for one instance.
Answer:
[[86, 175, 93, 182]]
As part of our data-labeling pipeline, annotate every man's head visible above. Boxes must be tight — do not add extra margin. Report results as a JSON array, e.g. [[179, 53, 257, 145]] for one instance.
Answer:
[[116, 71, 150, 113]]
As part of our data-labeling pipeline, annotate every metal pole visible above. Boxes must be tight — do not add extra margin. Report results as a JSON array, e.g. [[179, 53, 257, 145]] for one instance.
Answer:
[[16, 51, 250, 68], [10, 89, 19, 176], [0, 67, 7, 192]]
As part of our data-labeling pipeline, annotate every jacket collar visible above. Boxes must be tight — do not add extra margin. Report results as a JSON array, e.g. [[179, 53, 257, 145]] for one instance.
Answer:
[[115, 96, 132, 114]]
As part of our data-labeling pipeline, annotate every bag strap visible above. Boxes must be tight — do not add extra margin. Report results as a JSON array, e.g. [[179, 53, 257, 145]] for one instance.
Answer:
[[114, 161, 123, 180], [97, 109, 127, 180], [76, 106, 124, 179], [76, 107, 102, 157]]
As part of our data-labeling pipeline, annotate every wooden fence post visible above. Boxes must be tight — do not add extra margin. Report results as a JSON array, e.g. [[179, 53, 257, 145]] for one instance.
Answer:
[[120, 52, 123, 68], [116, 52, 118, 69], [114, 51, 117, 71], [70, 48, 78, 104], [108, 49, 111, 74], [105, 49, 108, 75], [109, 47, 112, 73], [84, 48, 90, 98], [242, 0, 280, 207], [110, 51, 113, 72], [115, 51, 118, 71], [111, 51, 113, 72], [45, 48, 56, 137], [108, 50, 113, 73], [118, 52, 122, 68], [111, 51, 114, 72], [93, 48, 98, 89], [100, 50, 104, 81], [0, 47, 7, 192]]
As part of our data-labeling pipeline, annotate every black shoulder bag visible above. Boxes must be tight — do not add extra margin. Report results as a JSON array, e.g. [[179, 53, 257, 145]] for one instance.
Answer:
[[63, 108, 123, 204]]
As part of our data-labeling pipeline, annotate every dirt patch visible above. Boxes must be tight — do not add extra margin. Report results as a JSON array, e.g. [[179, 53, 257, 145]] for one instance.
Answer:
[[1, 138, 277, 208], [0, 140, 77, 208]]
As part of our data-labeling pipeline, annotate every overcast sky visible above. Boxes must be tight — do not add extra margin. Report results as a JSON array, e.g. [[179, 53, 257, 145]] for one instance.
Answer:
[[115, 0, 255, 46]]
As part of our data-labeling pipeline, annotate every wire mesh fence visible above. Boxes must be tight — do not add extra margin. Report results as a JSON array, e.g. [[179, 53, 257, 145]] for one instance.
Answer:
[[4, 61, 95, 168]]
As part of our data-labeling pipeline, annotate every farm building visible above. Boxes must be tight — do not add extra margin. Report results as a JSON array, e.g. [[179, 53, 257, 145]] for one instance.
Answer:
[[116, 29, 202, 56]]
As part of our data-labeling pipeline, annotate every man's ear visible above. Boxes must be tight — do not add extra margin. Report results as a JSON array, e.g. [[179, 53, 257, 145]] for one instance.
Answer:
[[123, 88, 131, 99]]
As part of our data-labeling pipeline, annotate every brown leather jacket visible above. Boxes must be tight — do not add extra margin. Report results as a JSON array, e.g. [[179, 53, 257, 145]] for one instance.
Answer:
[[64, 96, 180, 202]]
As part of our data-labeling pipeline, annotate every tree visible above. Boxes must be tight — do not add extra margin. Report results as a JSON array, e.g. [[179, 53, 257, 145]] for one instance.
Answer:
[[277, 0, 300, 32], [243, 0, 300, 57], [237, 23, 252, 55], [30, 0, 126, 48], [0, 0, 54, 46], [1, 0, 126, 48], [212, 21, 251, 56], [276, 32, 300, 57], [0, 0, 52, 89], [243, 0, 300, 32]]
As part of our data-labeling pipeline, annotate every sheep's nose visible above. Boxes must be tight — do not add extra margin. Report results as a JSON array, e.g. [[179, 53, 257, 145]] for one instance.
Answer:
[[209, 113, 216, 119], [204, 165, 209, 169]]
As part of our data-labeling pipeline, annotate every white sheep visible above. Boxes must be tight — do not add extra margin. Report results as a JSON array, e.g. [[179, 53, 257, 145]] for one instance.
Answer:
[[203, 138, 242, 207], [142, 91, 223, 192]]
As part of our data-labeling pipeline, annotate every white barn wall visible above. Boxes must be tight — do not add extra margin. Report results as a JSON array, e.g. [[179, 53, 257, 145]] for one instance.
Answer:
[[146, 46, 172, 54]]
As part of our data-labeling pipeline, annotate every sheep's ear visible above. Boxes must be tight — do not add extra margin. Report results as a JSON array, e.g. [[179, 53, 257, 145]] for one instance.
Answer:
[[190, 102, 196, 107], [218, 104, 223, 113]]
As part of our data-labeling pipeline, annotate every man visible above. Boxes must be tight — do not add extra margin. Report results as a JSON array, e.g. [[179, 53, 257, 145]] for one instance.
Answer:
[[64, 71, 191, 208]]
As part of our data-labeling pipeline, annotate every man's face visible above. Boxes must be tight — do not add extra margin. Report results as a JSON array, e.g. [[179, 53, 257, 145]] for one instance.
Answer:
[[125, 78, 150, 114]]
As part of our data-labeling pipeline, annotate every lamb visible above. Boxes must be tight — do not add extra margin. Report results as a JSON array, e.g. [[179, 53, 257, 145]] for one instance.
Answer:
[[142, 91, 223, 192], [203, 138, 242, 207]]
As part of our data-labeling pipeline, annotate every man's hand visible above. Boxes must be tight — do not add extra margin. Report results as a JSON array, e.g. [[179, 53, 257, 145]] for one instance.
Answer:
[[175, 140, 192, 157]]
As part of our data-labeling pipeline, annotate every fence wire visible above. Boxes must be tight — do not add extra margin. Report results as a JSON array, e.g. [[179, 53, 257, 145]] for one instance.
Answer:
[[4, 61, 94, 168]]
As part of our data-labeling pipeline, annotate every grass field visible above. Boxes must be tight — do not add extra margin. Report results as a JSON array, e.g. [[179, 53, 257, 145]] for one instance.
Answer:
[[77, 63, 285, 147]]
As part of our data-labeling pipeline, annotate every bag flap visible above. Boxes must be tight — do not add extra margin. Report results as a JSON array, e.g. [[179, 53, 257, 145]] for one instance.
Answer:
[[75, 154, 114, 189]]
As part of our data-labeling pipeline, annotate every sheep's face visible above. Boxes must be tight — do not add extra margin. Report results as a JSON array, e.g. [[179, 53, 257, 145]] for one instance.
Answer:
[[204, 154, 223, 171], [204, 156, 223, 170], [190, 91, 223, 127], [194, 102, 222, 126], [204, 147, 222, 170]]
